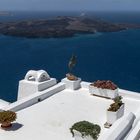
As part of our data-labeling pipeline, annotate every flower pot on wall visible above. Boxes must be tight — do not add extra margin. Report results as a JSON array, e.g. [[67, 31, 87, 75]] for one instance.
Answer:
[[107, 103, 124, 125], [89, 85, 119, 99]]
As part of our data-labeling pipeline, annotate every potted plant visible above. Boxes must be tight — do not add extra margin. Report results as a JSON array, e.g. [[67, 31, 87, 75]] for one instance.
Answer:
[[70, 121, 101, 140], [0, 110, 17, 128], [89, 80, 119, 99], [106, 96, 124, 127], [62, 54, 81, 90]]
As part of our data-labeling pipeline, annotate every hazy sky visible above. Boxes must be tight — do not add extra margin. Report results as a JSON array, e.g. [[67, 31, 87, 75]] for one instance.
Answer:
[[0, 0, 140, 11]]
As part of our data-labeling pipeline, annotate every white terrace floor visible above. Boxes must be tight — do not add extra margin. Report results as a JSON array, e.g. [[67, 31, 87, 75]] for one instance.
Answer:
[[0, 99, 10, 110], [0, 88, 140, 140]]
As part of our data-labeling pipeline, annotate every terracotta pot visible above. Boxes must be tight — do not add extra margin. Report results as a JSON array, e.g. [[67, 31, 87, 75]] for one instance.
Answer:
[[1, 122, 12, 128], [66, 73, 77, 81]]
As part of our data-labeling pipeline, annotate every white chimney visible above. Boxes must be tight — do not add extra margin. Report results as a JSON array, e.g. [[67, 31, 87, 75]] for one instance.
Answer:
[[17, 70, 57, 100]]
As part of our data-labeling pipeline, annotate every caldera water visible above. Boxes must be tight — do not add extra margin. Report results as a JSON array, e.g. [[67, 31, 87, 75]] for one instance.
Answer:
[[0, 11, 140, 102]]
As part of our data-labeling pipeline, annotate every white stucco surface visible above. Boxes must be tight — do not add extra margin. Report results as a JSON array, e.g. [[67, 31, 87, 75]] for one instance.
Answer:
[[18, 78, 57, 100], [0, 99, 10, 111], [0, 85, 140, 140], [61, 77, 81, 90]]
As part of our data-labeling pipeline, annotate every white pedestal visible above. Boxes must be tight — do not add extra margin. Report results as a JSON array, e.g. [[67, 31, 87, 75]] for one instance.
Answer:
[[17, 78, 57, 100], [61, 78, 81, 90]]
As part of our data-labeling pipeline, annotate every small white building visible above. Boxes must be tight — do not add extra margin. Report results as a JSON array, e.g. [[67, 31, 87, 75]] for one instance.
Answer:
[[17, 70, 57, 100]]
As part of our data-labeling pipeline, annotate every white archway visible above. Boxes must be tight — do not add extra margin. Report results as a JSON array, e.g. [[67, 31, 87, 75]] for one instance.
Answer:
[[25, 70, 50, 82]]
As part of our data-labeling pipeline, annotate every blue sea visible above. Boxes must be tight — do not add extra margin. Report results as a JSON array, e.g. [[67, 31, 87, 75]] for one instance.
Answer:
[[0, 11, 140, 102]]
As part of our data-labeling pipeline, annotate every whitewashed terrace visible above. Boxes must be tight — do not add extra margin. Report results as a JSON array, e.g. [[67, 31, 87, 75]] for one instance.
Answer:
[[0, 87, 140, 140]]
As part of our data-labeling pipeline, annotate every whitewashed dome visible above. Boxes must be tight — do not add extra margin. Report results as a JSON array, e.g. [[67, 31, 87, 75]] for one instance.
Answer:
[[25, 70, 50, 82]]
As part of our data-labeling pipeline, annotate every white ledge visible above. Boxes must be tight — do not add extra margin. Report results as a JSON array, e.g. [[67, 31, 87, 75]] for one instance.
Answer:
[[4, 82, 65, 112]]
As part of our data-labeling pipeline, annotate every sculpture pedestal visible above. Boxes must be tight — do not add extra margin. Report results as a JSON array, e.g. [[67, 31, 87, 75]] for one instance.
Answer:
[[61, 78, 81, 90]]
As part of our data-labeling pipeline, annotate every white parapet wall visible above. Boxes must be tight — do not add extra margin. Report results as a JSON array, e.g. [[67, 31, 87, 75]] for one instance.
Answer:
[[99, 112, 136, 140], [81, 81, 91, 89], [119, 89, 140, 100], [125, 108, 140, 140], [125, 120, 140, 140], [4, 82, 65, 112]]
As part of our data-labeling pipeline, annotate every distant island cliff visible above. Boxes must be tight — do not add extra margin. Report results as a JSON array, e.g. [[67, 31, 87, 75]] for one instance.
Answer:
[[0, 16, 140, 38]]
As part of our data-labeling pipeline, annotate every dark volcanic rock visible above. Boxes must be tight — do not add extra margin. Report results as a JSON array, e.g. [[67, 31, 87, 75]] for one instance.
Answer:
[[0, 17, 139, 38]]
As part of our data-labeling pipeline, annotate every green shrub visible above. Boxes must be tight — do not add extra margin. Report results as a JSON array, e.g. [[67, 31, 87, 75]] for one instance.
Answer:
[[70, 121, 101, 140], [0, 111, 17, 123], [113, 96, 123, 106], [108, 96, 123, 112]]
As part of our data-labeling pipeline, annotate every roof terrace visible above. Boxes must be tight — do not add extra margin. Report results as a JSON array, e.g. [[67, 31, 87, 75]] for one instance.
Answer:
[[0, 78, 140, 140], [0, 66, 140, 140]]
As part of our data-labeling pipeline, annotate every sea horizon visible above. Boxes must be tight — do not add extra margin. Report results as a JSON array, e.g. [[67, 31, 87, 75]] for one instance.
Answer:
[[0, 11, 140, 23]]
